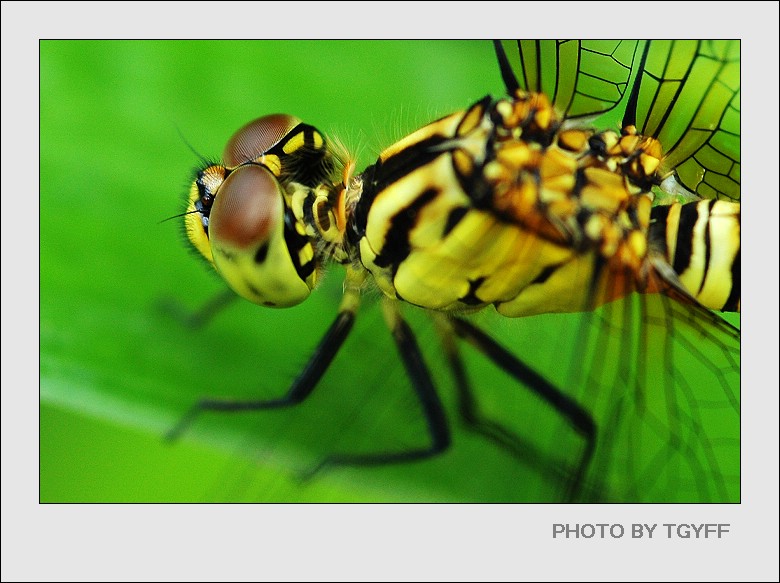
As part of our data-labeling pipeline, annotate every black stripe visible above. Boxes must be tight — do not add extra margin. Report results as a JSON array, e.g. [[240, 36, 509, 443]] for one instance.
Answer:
[[494, 40, 520, 95], [271, 123, 333, 187], [282, 206, 315, 282], [622, 41, 651, 129], [459, 277, 487, 306], [530, 263, 560, 285], [373, 188, 440, 269], [303, 195, 316, 230], [348, 160, 381, 246], [649, 204, 671, 259], [373, 137, 450, 191], [442, 207, 468, 237], [572, 167, 588, 197], [672, 202, 699, 276], [303, 126, 315, 149], [298, 258, 316, 280], [697, 199, 717, 296], [723, 247, 740, 312], [351, 140, 448, 245]]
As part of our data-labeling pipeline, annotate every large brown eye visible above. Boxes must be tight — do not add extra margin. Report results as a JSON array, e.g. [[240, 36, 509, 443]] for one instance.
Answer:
[[207, 163, 315, 307], [223, 114, 301, 168], [209, 164, 282, 249]]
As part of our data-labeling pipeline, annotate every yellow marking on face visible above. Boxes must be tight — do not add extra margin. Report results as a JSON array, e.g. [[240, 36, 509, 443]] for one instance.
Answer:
[[261, 154, 282, 176], [312, 130, 323, 150], [298, 243, 314, 266], [282, 131, 306, 155], [184, 183, 214, 264]]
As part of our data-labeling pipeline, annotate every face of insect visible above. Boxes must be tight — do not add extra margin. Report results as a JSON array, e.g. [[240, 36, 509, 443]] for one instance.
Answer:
[[184, 115, 323, 307]]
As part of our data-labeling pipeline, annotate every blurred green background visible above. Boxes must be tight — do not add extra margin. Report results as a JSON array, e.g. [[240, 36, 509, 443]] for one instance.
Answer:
[[40, 40, 739, 503]]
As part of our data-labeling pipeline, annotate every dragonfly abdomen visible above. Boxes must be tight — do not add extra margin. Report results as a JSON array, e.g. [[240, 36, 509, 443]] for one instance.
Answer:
[[649, 199, 741, 312]]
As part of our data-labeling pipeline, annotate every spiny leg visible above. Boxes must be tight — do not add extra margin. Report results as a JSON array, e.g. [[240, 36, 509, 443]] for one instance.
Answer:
[[164, 270, 363, 442], [309, 299, 451, 474], [450, 317, 597, 502]]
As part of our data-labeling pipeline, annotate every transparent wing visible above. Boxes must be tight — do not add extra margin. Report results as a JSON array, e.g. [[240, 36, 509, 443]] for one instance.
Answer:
[[497, 39, 639, 121], [624, 40, 740, 202], [491, 39, 740, 501], [571, 295, 739, 501]]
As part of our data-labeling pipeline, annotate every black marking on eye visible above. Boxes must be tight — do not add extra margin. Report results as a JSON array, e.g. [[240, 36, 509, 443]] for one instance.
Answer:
[[254, 243, 269, 264], [373, 187, 439, 269]]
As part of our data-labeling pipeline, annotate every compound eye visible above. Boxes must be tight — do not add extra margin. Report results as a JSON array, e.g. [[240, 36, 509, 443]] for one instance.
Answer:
[[209, 164, 281, 250], [208, 164, 313, 307], [223, 114, 301, 168]]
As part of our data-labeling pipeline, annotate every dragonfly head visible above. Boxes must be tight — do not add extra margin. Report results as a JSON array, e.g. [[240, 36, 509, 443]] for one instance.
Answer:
[[184, 114, 330, 307]]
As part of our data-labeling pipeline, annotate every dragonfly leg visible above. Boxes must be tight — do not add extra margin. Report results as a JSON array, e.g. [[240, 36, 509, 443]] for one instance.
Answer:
[[306, 299, 451, 475], [157, 287, 237, 329], [450, 316, 597, 502], [165, 271, 363, 442], [432, 314, 577, 495]]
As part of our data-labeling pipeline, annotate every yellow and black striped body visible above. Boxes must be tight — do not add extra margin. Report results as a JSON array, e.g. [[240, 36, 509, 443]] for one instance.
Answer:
[[649, 199, 741, 312], [346, 90, 740, 318]]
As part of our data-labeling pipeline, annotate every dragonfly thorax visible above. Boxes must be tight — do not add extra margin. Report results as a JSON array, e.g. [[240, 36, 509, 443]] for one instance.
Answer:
[[343, 91, 672, 316]]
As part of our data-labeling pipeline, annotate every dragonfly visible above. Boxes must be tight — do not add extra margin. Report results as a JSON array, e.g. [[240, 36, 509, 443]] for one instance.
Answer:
[[169, 40, 740, 502]]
